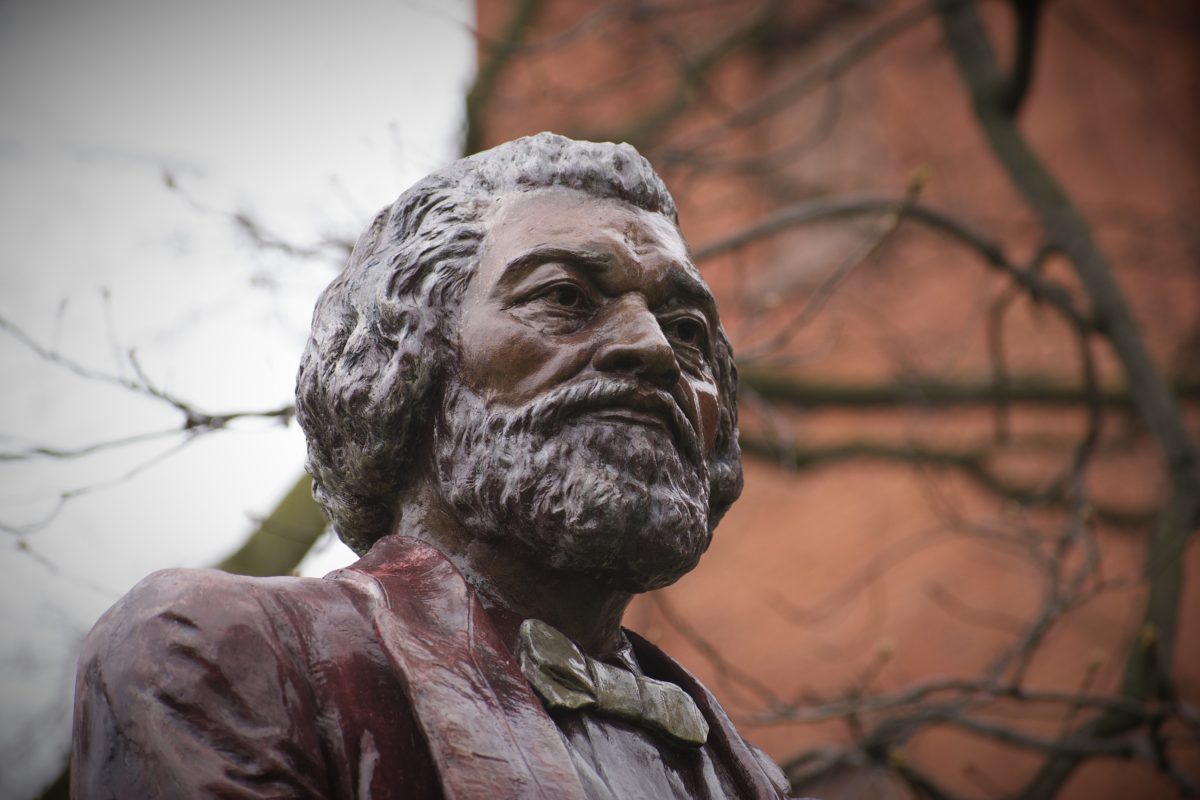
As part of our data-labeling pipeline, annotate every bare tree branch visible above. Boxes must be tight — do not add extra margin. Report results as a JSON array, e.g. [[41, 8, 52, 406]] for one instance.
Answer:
[[1002, 0, 1043, 116], [216, 473, 329, 577], [604, 0, 787, 148], [464, 0, 545, 156], [935, 2, 1200, 795], [0, 313, 295, 459], [0, 435, 199, 536], [738, 367, 1200, 411], [739, 171, 929, 361], [694, 194, 1092, 330], [670, 1, 938, 154]]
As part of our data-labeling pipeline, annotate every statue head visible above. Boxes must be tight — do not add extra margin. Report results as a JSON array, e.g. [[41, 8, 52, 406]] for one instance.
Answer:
[[296, 132, 741, 592]]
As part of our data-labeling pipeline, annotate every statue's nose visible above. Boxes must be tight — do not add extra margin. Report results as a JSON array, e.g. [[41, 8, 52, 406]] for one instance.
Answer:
[[592, 297, 680, 388]]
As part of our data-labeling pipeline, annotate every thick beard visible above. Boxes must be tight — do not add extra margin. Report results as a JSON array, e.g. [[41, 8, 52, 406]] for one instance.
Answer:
[[433, 379, 713, 593]]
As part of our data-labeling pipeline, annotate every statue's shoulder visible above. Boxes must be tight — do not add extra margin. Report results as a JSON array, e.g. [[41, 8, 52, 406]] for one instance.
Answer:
[[79, 536, 476, 684], [78, 567, 368, 694], [72, 569, 372, 797], [87, 567, 323, 640], [72, 555, 466, 797]]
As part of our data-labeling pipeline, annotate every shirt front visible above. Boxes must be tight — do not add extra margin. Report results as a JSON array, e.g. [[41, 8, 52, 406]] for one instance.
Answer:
[[556, 711, 744, 800], [542, 631, 782, 800]]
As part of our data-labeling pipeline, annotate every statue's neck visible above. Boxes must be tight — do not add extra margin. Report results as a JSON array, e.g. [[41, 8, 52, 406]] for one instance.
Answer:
[[392, 480, 633, 659]]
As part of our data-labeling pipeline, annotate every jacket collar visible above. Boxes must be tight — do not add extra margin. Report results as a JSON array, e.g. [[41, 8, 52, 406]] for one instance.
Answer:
[[627, 629, 791, 798], [334, 535, 587, 800], [335, 535, 789, 800]]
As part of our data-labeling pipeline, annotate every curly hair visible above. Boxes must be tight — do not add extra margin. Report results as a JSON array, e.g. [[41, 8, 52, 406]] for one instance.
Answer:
[[295, 132, 743, 555]]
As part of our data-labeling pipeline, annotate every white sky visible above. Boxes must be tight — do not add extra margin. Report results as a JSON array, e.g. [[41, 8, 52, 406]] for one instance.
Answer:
[[0, 1, 474, 795]]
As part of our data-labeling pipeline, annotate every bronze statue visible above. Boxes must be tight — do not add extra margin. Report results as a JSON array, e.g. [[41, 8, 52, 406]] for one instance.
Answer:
[[72, 133, 799, 799]]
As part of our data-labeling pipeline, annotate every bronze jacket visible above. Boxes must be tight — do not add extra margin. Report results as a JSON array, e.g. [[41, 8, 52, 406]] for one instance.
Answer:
[[72, 535, 792, 799]]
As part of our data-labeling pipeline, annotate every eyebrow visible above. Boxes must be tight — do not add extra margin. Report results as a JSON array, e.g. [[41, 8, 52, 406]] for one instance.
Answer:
[[500, 245, 718, 316], [500, 246, 615, 283], [662, 267, 719, 319]]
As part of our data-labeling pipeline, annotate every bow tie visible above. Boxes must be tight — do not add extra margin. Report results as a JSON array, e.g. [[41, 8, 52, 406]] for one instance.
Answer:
[[515, 618, 709, 748]]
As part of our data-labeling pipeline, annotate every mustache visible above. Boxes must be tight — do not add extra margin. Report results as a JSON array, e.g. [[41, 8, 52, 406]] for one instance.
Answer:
[[503, 377, 703, 465]]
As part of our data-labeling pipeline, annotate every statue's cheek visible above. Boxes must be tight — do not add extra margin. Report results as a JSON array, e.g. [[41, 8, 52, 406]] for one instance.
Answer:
[[688, 379, 720, 457]]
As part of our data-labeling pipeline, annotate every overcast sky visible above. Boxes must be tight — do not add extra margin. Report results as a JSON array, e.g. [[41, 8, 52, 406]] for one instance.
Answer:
[[0, 1, 474, 795]]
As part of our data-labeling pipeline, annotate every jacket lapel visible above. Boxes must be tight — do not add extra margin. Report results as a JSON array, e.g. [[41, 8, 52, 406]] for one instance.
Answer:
[[334, 536, 587, 800], [627, 629, 791, 799]]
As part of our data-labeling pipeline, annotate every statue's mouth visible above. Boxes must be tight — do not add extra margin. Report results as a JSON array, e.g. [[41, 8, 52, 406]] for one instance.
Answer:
[[587, 407, 673, 434], [576, 387, 700, 464], [521, 378, 703, 466]]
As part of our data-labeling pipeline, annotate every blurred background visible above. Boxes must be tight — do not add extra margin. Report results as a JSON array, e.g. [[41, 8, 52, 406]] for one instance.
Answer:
[[1, 1, 1197, 798]]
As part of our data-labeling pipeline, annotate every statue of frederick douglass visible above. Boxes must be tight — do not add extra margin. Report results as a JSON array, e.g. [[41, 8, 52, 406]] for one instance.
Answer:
[[72, 133, 797, 799]]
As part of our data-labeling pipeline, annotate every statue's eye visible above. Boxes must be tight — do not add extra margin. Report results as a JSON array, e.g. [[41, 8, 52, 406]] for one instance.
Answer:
[[670, 318, 706, 347], [548, 284, 584, 308]]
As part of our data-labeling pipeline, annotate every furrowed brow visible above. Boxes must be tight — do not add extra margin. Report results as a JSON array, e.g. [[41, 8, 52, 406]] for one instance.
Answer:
[[500, 246, 615, 284], [661, 265, 718, 319]]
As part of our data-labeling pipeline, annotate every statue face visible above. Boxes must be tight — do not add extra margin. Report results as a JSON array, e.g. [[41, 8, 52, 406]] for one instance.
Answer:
[[433, 186, 723, 591], [458, 186, 722, 460]]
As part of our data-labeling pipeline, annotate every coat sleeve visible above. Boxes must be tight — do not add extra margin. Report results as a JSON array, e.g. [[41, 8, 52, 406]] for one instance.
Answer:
[[71, 569, 332, 799]]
